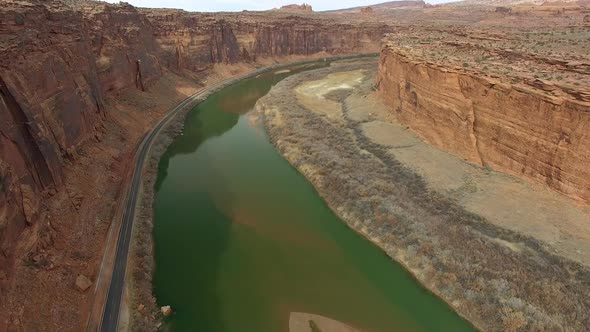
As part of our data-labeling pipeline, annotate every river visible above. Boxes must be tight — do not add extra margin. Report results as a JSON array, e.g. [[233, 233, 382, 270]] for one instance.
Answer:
[[152, 61, 473, 332]]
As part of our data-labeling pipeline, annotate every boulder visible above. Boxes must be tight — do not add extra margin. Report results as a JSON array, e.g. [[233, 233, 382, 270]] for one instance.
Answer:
[[75, 274, 92, 292], [160, 305, 172, 317]]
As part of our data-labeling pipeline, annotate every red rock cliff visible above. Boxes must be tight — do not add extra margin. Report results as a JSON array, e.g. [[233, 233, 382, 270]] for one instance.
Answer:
[[0, 0, 390, 284], [377, 43, 590, 203], [0, 1, 166, 272], [143, 10, 389, 71], [1, 1, 100, 271]]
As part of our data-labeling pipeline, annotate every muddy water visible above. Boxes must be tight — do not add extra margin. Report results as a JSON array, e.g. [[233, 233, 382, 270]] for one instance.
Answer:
[[153, 63, 473, 332]]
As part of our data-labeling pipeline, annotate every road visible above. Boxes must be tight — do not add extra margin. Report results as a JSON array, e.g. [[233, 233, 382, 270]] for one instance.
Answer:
[[98, 87, 206, 332], [97, 54, 376, 332]]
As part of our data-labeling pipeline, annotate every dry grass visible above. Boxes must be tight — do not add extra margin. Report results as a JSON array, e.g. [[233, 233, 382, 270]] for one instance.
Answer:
[[260, 61, 590, 331]]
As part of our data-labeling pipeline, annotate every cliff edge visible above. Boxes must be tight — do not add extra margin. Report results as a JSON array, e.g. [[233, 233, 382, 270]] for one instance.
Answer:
[[377, 28, 590, 203]]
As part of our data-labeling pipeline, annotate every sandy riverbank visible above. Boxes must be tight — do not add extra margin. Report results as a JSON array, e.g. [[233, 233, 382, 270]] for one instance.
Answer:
[[258, 58, 590, 331]]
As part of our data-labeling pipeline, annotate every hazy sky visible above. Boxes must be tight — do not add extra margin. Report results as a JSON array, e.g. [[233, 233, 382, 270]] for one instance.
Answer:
[[105, 0, 452, 12]]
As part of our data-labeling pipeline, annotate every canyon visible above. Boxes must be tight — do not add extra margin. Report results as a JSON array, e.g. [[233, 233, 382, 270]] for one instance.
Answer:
[[0, 1, 390, 330], [377, 27, 590, 203], [260, 57, 590, 332], [1, 0, 590, 331]]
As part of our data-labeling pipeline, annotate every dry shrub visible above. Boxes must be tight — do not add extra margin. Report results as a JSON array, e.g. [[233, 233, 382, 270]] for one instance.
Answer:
[[501, 307, 528, 332], [261, 61, 590, 331]]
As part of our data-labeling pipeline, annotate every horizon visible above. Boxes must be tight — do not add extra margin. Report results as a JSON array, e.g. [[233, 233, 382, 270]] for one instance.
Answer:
[[103, 0, 454, 12]]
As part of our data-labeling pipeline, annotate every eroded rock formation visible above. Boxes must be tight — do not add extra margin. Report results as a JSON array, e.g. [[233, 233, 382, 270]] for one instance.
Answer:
[[377, 41, 590, 203], [0, 0, 390, 305], [361, 6, 375, 14], [279, 4, 313, 12], [144, 9, 389, 71], [1, 1, 101, 272], [0, 1, 169, 275]]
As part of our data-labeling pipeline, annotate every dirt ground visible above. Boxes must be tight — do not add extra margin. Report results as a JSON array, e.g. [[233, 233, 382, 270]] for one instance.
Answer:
[[294, 60, 590, 266], [259, 58, 590, 331], [348, 90, 590, 267]]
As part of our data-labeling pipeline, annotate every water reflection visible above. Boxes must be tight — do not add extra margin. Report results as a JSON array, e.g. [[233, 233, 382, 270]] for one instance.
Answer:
[[153, 61, 474, 332]]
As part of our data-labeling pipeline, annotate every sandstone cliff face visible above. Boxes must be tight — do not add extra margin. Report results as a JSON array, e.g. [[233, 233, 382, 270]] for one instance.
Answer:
[[0, 1, 101, 271], [0, 0, 389, 287], [0, 1, 167, 273], [83, 3, 163, 92], [144, 10, 389, 72], [377, 47, 590, 202]]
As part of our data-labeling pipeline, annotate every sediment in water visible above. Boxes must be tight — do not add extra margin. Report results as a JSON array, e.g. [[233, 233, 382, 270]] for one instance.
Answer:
[[127, 55, 376, 331]]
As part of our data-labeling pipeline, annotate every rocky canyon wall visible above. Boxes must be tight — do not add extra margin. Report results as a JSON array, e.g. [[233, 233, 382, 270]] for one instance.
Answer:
[[0, 0, 390, 281], [0, 1, 166, 274], [1, 1, 101, 271], [377, 44, 590, 203], [143, 10, 389, 72]]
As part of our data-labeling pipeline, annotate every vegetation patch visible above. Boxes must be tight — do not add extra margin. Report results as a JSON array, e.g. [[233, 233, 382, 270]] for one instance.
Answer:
[[260, 60, 590, 332]]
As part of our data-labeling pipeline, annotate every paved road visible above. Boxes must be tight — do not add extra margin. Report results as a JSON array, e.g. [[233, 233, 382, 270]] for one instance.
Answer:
[[98, 54, 376, 332], [98, 89, 206, 332]]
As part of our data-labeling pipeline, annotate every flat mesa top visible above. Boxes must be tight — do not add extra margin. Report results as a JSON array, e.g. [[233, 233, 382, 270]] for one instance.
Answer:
[[382, 24, 590, 102]]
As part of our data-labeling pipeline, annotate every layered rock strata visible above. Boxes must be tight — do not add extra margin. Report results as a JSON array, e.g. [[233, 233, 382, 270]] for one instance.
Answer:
[[0, 1, 391, 329], [0, 0, 389, 274], [259, 60, 590, 332], [377, 36, 590, 203], [143, 9, 389, 71]]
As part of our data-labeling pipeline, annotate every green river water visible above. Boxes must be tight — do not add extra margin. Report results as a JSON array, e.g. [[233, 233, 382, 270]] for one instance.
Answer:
[[153, 62, 474, 332]]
